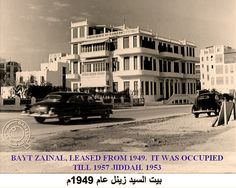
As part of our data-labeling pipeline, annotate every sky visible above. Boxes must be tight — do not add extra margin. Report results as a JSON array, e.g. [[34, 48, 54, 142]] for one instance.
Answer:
[[0, 0, 236, 71]]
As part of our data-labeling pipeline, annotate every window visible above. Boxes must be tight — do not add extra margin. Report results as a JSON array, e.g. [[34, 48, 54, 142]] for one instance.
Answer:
[[163, 61, 167, 72], [154, 82, 157, 95], [110, 38, 117, 50], [144, 56, 152, 70], [150, 81, 153, 95], [73, 28, 78, 38], [182, 63, 186, 74], [189, 47, 192, 56], [207, 65, 209, 72], [124, 81, 130, 90], [168, 61, 171, 72], [133, 36, 137, 48], [159, 60, 163, 72], [202, 73, 204, 79], [215, 54, 223, 63], [141, 36, 155, 49], [145, 81, 149, 95], [141, 81, 144, 95], [160, 82, 163, 95], [123, 37, 129, 48], [112, 58, 119, 71], [201, 57, 204, 61], [174, 62, 179, 73], [174, 46, 179, 54], [153, 59, 156, 71], [182, 83, 186, 94], [215, 65, 223, 74], [73, 62, 78, 74], [190, 63, 193, 74], [181, 47, 185, 56], [216, 77, 224, 85], [140, 56, 143, 70], [225, 65, 228, 73], [134, 81, 138, 96], [84, 64, 91, 72], [124, 57, 130, 70], [80, 26, 85, 38], [134, 56, 138, 70], [207, 75, 209, 81], [73, 44, 78, 54]]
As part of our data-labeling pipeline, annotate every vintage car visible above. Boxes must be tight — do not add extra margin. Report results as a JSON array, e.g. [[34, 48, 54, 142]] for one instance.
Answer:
[[22, 92, 113, 124], [192, 92, 221, 118]]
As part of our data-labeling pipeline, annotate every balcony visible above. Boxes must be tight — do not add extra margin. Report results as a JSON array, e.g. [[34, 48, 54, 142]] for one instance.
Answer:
[[159, 52, 183, 60], [159, 72, 184, 78], [80, 50, 110, 58], [71, 28, 139, 43], [183, 56, 199, 62], [80, 71, 109, 87], [66, 73, 80, 80], [115, 47, 157, 56], [113, 70, 159, 77], [66, 54, 80, 60]]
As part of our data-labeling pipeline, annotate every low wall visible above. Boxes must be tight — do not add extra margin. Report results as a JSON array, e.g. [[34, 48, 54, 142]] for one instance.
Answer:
[[0, 96, 144, 112]]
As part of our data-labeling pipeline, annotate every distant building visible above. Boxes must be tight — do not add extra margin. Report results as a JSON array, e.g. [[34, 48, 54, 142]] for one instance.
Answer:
[[16, 53, 69, 87], [0, 61, 21, 86], [66, 19, 199, 102], [200, 45, 236, 93]]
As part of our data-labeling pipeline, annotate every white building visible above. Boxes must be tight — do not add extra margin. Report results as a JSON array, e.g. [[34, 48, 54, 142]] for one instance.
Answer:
[[200, 45, 236, 93], [16, 53, 69, 87], [66, 19, 199, 102]]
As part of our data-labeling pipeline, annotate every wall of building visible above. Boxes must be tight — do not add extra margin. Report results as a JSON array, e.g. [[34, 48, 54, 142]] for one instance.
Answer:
[[200, 45, 236, 94]]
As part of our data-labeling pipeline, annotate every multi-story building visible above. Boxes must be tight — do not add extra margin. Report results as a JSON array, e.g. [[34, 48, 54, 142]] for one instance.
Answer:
[[200, 45, 236, 93], [0, 60, 21, 85], [16, 53, 69, 87], [66, 19, 198, 101]]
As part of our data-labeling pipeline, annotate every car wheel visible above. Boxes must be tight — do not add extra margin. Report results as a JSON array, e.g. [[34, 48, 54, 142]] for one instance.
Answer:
[[34, 117, 46, 123], [101, 111, 110, 119], [59, 117, 71, 124], [207, 112, 211, 116], [194, 113, 199, 118]]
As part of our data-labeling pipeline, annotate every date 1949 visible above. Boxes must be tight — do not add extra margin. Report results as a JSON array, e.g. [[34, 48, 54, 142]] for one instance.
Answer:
[[67, 176, 93, 186]]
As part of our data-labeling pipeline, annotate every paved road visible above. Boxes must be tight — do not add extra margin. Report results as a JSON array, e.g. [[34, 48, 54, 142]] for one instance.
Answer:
[[0, 105, 192, 136]]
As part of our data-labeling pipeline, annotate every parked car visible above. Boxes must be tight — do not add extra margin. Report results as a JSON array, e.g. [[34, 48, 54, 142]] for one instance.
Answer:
[[192, 92, 221, 118], [22, 92, 113, 124]]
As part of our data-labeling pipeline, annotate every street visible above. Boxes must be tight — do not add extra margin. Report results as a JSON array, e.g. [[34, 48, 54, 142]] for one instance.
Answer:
[[1, 104, 235, 153], [0, 105, 191, 136]]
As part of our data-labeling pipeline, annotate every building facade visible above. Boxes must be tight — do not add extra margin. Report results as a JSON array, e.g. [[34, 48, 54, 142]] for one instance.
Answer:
[[200, 45, 236, 93], [16, 53, 69, 87], [0, 61, 21, 86], [66, 20, 198, 101]]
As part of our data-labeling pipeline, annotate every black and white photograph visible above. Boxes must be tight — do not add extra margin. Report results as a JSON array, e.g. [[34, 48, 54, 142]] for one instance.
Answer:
[[0, 0, 236, 187]]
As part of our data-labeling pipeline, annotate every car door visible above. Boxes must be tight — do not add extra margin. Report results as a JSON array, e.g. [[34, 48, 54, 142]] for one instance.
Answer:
[[65, 95, 81, 117]]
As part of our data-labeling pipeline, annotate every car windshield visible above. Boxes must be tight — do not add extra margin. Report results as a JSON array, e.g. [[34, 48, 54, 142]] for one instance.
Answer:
[[43, 94, 62, 102]]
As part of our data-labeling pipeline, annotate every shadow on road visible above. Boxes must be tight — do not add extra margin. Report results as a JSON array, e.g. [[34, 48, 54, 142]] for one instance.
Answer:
[[40, 117, 135, 126]]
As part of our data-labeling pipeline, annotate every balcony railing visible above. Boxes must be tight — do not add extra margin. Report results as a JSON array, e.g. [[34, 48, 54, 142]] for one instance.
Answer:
[[87, 28, 139, 40]]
